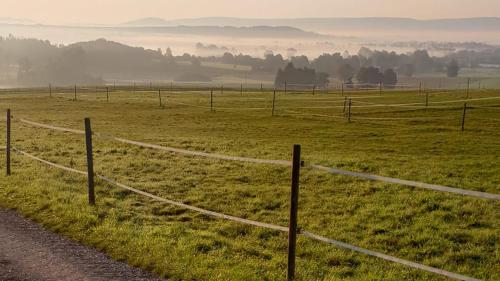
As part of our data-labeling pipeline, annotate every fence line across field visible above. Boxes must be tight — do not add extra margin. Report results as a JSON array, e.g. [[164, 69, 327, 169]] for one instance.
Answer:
[[17, 118, 500, 201], [10, 147, 481, 281], [278, 109, 459, 122]]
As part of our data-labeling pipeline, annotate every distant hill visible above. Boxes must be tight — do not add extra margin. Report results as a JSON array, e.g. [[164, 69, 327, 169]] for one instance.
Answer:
[[123, 17, 171, 27], [123, 17, 500, 32], [0, 17, 36, 25], [121, 25, 325, 38], [0, 22, 326, 39]]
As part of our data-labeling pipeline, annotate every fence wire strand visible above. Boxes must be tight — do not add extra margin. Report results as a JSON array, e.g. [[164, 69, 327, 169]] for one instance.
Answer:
[[12, 147, 482, 281], [17, 118, 500, 200]]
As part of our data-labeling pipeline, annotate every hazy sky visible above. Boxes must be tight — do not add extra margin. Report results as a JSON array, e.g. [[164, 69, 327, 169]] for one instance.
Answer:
[[2, 0, 500, 25]]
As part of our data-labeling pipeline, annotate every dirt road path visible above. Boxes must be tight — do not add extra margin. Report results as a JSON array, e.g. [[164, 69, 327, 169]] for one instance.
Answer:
[[0, 208, 166, 281]]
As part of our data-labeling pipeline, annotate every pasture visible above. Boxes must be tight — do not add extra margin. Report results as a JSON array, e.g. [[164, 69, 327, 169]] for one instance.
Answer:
[[0, 87, 498, 281]]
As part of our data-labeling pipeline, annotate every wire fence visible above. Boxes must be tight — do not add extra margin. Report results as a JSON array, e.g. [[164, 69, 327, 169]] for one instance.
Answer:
[[9, 147, 482, 281], [0, 81, 485, 97], [1, 84, 499, 127], [3, 113, 498, 280]]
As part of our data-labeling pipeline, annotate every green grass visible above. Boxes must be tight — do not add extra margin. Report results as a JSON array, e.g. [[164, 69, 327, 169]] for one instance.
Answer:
[[0, 88, 499, 280]]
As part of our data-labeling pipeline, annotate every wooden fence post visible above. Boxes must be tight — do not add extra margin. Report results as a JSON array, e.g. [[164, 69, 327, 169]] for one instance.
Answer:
[[158, 89, 162, 107], [210, 90, 213, 112], [106, 87, 109, 102], [240, 83, 243, 95], [348, 99, 352, 122], [74, 85, 77, 101], [272, 90, 276, 116], [343, 96, 347, 113], [461, 103, 467, 131], [312, 85, 316, 95], [84, 118, 95, 205], [6, 109, 11, 176], [284, 82, 287, 94], [379, 82, 382, 96], [341, 83, 344, 96], [287, 144, 301, 281], [426, 91, 429, 108], [49, 84, 52, 97]]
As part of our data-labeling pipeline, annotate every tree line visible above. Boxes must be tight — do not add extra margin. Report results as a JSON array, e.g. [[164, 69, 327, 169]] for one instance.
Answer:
[[1, 35, 497, 87]]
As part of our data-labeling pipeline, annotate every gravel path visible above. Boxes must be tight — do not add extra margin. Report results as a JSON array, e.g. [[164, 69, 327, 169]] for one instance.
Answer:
[[0, 208, 166, 281]]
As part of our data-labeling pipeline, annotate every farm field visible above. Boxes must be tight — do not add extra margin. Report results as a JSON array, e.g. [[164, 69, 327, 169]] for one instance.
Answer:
[[0, 88, 499, 281]]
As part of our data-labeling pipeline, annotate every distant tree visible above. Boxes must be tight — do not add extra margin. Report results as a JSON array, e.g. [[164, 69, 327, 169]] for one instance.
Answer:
[[311, 53, 344, 76], [275, 62, 329, 88], [315, 72, 330, 86], [221, 52, 234, 64], [165, 47, 173, 57], [290, 55, 309, 68], [336, 63, 354, 82], [446, 59, 460, 77], [358, 47, 373, 59], [356, 66, 383, 85], [399, 63, 415, 77], [412, 50, 435, 73], [382, 68, 398, 86]]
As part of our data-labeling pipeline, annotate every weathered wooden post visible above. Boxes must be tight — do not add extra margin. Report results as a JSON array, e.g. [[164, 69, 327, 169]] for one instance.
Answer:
[[210, 90, 213, 112], [312, 85, 316, 95], [84, 118, 95, 205], [284, 81, 287, 94], [348, 99, 352, 122], [49, 84, 52, 97], [461, 103, 467, 131], [379, 81, 382, 96], [260, 83, 263, 92], [287, 144, 301, 281], [341, 83, 344, 96], [6, 109, 11, 176], [343, 96, 347, 113], [240, 83, 243, 95], [106, 87, 109, 102], [74, 85, 77, 101], [272, 90, 276, 116], [158, 89, 162, 107]]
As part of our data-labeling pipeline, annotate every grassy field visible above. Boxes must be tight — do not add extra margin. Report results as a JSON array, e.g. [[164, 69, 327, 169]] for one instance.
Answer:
[[0, 88, 499, 281]]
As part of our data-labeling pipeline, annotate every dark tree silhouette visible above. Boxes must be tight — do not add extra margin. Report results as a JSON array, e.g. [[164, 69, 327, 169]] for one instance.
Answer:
[[446, 59, 460, 77], [275, 63, 329, 88], [356, 67, 397, 86], [356, 67, 383, 85], [382, 69, 398, 86], [336, 63, 354, 82]]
